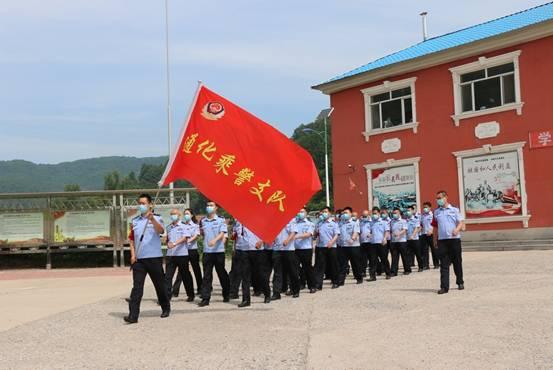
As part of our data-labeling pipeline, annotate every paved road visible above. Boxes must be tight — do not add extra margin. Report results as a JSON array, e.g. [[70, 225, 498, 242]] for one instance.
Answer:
[[0, 251, 552, 369]]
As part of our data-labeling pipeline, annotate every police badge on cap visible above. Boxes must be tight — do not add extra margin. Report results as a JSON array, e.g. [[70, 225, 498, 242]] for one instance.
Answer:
[[201, 102, 225, 121]]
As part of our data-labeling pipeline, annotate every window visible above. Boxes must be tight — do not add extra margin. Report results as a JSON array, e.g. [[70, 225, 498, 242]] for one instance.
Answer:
[[450, 51, 523, 126], [361, 77, 418, 141]]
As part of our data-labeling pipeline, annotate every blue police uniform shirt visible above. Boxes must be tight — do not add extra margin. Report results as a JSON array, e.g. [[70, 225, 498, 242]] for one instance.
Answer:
[[370, 218, 390, 244], [359, 218, 372, 244], [272, 219, 296, 252], [390, 218, 408, 243], [435, 205, 464, 240], [132, 214, 165, 259], [201, 215, 228, 253], [182, 221, 200, 250], [407, 216, 421, 241], [233, 221, 261, 251], [293, 218, 315, 250], [339, 219, 361, 247], [316, 219, 340, 248], [420, 211, 433, 235], [383, 215, 392, 240], [166, 221, 189, 257]]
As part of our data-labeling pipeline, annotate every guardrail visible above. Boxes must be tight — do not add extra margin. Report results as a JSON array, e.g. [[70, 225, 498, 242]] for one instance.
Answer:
[[0, 188, 196, 269]]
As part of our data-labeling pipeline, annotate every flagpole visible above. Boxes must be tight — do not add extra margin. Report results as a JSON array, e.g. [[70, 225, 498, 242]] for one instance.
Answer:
[[164, 0, 174, 205]]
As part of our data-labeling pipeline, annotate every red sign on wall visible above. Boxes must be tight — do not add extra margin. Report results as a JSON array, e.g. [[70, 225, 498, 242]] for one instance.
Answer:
[[529, 130, 553, 149]]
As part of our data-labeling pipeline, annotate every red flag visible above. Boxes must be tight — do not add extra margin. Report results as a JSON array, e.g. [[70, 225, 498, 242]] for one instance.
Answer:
[[160, 84, 321, 242]]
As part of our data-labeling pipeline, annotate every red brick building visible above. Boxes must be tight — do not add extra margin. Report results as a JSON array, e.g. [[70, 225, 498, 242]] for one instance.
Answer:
[[313, 3, 553, 242]]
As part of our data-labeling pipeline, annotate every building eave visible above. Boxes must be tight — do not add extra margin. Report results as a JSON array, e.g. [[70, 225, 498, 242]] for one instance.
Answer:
[[311, 19, 553, 95]]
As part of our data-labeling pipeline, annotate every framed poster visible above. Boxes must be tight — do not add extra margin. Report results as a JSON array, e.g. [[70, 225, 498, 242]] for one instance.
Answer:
[[53, 210, 111, 243], [0, 212, 44, 245], [371, 164, 417, 211], [462, 151, 522, 218]]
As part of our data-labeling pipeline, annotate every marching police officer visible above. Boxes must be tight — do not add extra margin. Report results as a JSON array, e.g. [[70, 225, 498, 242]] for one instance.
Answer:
[[165, 209, 195, 302], [125, 193, 170, 324], [271, 219, 300, 300], [406, 205, 424, 272], [420, 202, 439, 269], [434, 190, 465, 294], [314, 207, 340, 289], [359, 210, 372, 277], [172, 209, 203, 297], [390, 207, 410, 276], [368, 207, 391, 281], [294, 208, 317, 293], [337, 207, 363, 285], [198, 201, 230, 307]]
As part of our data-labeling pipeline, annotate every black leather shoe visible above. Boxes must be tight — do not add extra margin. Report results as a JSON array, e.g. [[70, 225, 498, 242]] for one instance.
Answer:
[[392, 273, 398, 277], [198, 300, 210, 307], [123, 316, 137, 324], [356, 279, 363, 284], [264, 296, 271, 304], [385, 275, 391, 280], [285, 290, 293, 296], [331, 284, 339, 289], [223, 296, 230, 303], [292, 293, 300, 298], [316, 286, 322, 291], [437, 288, 449, 295], [238, 300, 251, 308], [172, 292, 179, 298], [418, 268, 424, 272], [367, 277, 376, 282], [125, 298, 131, 303], [309, 288, 317, 294], [186, 296, 194, 302], [160, 310, 170, 318], [271, 294, 281, 300], [403, 271, 411, 275], [458, 284, 464, 290], [229, 294, 239, 300]]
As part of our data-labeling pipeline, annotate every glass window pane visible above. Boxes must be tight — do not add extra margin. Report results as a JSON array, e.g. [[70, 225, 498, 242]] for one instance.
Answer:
[[461, 84, 473, 112], [371, 92, 390, 103], [488, 62, 514, 77], [502, 74, 515, 104], [381, 99, 403, 128], [474, 77, 501, 110], [461, 69, 485, 83], [391, 87, 411, 98], [404, 98, 413, 123], [371, 104, 381, 129]]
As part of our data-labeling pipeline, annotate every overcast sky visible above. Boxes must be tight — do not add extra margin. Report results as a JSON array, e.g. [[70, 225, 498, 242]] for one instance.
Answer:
[[0, 0, 546, 163]]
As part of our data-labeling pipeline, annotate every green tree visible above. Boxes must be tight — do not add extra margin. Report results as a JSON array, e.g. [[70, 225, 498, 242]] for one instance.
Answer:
[[120, 171, 140, 189], [63, 184, 81, 192], [104, 171, 121, 190], [291, 117, 333, 211]]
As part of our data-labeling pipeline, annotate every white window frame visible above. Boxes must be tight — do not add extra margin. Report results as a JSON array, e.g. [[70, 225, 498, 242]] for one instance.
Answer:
[[360, 77, 418, 142], [450, 50, 523, 126], [452, 141, 531, 228], [364, 157, 421, 211]]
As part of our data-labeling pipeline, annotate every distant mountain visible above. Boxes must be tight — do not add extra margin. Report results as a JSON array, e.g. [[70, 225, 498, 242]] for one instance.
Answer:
[[0, 156, 167, 193]]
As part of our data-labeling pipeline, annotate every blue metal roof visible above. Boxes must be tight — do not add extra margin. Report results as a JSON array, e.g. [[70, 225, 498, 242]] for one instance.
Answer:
[[326, 2, 553, 83]]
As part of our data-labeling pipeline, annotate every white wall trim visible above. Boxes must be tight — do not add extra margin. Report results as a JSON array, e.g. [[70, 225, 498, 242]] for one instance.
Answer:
[[450, 50, 523, 126], [452, 141, 530, 228], [361, 77, 418, 142], [364, 157, 421, 212]]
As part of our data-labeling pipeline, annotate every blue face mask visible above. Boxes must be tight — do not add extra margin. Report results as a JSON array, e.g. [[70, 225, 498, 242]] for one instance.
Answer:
[[206, 206, 215, 214], [183, 214, 191, 222], [405, 211, 412, 217], [170, 214, 179, 222], [423, 207, 430, 213], [341, 213, 351, 221], [372, 214, 379, 220], [297, 212, 306, 220], [392, 213, 400, 219], [437, 199, 446, 207], [138, 204, 148, 215]]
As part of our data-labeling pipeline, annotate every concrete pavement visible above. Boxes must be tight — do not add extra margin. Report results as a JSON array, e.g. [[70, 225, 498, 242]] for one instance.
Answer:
[[0, 251, 552, 369]]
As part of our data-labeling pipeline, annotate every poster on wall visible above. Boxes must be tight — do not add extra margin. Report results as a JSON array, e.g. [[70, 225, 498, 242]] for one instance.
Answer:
[[372, 165, 417, 211], [462, 151, 522, 218], [53, 210, 111, 243], [0, 212, 44, 245]]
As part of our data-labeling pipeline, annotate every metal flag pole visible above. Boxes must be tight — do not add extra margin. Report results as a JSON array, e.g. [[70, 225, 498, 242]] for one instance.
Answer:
[[165, 0, 174, 205]]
